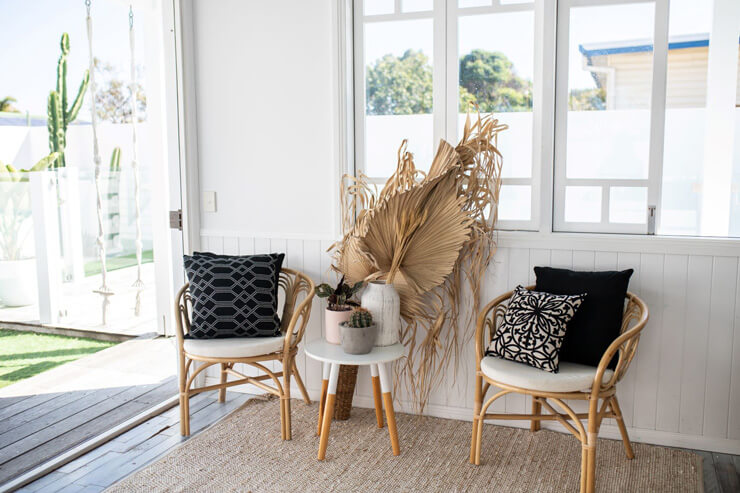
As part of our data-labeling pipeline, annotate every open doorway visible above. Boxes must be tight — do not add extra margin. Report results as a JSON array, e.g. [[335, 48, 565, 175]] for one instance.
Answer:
[[0, 0, 183, 486]]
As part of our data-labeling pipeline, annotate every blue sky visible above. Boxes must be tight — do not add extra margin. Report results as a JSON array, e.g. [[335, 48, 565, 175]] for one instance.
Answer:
[[0, 0, 150, 116]]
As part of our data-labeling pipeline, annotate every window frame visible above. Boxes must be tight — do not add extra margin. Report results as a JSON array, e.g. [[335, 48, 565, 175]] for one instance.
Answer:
[[349, 0, 740, 243]]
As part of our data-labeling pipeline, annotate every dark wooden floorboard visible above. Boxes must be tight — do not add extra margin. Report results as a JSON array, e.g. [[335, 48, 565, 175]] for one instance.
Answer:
[[15, 392, 250, 493], [0, 376, 176, 485], [713, 452, 740, 493]]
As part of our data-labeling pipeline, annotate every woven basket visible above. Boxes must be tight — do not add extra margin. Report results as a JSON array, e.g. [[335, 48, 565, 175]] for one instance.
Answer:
[[334, 365, 358, 420]]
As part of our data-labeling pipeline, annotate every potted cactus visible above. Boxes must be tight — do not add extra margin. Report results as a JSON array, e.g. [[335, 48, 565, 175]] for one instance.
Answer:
[[315, 276, 363, 344], [339, 308, 377, 355]]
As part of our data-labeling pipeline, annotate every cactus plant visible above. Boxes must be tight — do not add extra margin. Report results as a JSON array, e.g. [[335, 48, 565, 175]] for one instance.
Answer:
[[348, 308, 373, 328], [47, 33, 90, 168]]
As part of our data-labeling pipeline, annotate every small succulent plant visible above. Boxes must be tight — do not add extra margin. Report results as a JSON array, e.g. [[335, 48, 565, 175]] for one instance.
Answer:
[[348, 308, 373, 328], [315, 276, 363, 311]]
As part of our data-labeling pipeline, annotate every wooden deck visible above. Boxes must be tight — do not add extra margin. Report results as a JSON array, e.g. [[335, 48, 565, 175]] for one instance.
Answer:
[[10, 391, 740, 493], [16, 391, 251, 493], [0, 337, 177, 487]]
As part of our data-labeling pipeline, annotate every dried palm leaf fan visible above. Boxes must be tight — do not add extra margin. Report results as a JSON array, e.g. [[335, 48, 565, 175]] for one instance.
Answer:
[[331, 112, 506, 411]]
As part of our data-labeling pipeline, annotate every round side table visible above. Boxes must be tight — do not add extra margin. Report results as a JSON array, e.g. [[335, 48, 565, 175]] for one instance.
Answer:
[[304, 340, 404, 461]]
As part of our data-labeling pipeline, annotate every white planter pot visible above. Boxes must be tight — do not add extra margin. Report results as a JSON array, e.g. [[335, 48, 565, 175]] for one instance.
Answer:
[[0, 258, 38, 307], [361, 281, 400, 346]]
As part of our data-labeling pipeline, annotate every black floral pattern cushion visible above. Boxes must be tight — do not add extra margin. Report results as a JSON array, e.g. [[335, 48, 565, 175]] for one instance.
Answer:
[[486, 286, 586, 373]]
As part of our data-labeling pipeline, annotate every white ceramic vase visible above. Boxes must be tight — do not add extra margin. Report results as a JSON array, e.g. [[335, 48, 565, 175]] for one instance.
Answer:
[[361, 281, 400, 347]]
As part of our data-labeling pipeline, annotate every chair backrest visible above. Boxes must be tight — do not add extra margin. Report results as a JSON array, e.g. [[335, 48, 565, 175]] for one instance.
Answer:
[[174, 268, 315, 349]]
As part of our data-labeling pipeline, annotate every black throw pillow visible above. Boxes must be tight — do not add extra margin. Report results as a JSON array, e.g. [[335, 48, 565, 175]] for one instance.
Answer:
[[534, 266, 633, 368], [486, 286, 586, 373], [183, 252, 285, 339]]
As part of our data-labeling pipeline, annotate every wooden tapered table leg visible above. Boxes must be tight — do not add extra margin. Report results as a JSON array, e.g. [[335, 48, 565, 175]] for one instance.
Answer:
[[317, 363, 339, 461], [371, 364, 384, 428], [317, 362, 330, 436], [378, 363, 400, 456]]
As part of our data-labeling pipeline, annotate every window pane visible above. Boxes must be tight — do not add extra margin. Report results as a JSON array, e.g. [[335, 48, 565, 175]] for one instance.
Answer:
[[565, 186, 601, 223], [609, 187, 647, 224], [458, 10, 534, 181], [498, 185, 531, 221], [402, 0, 432, 13], [364, 19, 434, 177], [365, 0, 395, 16], [659, 0, 740, 237], [566, 4, 655, 180]]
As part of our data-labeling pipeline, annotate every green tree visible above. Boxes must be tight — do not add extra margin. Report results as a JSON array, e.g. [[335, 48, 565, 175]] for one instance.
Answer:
[[366, 49, 433, 115], [94, 58, 147, 123], [568, 87, 606, 111], [459, 49, 532, 112], [0, 96, 20, 113]]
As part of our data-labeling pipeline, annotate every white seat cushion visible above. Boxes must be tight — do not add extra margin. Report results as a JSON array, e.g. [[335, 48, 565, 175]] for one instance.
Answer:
[[480, 356, 614, 393], [183, 336, 285, 359]]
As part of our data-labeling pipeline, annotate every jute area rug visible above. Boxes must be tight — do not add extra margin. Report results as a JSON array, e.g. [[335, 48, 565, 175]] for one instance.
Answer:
[[107, 396, 702, 492]]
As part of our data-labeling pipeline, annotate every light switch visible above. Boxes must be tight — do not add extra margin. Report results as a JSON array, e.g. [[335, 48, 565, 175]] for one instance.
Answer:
[[203, 191, 217, 212]]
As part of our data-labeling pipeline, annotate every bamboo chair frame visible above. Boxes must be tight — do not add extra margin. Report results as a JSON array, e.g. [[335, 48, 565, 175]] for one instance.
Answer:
[[470, 286, 648, 493], [174, 267, 315, 440]]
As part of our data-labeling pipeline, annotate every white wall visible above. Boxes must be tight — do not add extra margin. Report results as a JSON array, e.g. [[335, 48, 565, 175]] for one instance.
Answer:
[[191, 0, 338, 239], [185, 2, 740, 454]]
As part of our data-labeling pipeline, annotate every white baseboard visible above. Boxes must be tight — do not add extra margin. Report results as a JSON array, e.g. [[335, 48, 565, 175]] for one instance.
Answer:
[[205, 377, 740, 455]]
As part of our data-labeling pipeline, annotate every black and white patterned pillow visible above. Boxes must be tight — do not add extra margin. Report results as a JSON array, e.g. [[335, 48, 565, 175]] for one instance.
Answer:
[[486, 286, 586, 373], [184, 252, 284, 339]]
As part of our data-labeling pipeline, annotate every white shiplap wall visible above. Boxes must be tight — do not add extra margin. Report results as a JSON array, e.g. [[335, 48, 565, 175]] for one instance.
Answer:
[[199, 233, 740, 454]]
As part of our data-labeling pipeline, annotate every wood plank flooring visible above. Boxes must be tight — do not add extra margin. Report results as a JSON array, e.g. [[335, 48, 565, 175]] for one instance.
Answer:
[[0, 377, 176, 485], [9, 390, 738, 492], [15, 391, 251, 493]]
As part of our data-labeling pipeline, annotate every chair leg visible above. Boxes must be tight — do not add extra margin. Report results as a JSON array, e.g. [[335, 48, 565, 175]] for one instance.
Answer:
[[292, 361, 311, 404], [283, 359, 293, 440], [531, 397, 542, 432], [584, 398, 599, 493], [179, 354, 190, 436], [470, 374, 482, 464], [607, 396, 633, 460], [217, 363, 228, 403]]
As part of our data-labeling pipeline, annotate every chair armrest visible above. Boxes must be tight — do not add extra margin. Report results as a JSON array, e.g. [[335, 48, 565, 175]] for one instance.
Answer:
[[282, 286, 315, 354], [591, 293, 649, 395]]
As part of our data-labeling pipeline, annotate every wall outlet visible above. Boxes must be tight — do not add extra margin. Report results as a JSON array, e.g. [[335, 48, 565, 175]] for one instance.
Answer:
[[203, 191, 217, 213]]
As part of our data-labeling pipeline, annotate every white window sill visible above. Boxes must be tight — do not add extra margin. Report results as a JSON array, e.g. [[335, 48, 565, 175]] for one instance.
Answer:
[[495, 230, 740, 256]]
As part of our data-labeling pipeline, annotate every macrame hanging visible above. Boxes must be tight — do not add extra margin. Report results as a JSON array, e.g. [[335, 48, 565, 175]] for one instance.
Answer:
[[86, 0, 114, 324], [128, 5, 145, 315]]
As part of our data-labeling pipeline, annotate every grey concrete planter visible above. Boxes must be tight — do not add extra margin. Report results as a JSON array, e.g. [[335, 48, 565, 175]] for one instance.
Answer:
[[339, 322, 377, 355]]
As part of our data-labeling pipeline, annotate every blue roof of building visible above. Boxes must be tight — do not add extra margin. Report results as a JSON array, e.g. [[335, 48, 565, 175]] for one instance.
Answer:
[[579, 33, 740, 57]]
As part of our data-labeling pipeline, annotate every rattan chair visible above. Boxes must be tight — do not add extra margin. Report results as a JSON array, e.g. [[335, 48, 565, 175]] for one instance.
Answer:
[[470, 286, 648, 493], [174, 267, 315, 440]]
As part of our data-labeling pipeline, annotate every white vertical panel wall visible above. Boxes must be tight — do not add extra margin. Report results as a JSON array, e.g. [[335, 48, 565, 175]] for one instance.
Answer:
[[199, 234, 740, 454], [185, 1, 740, 455]]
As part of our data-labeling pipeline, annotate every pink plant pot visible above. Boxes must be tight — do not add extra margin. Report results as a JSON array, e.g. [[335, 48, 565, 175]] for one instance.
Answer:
[[325, 308, 352, 345]]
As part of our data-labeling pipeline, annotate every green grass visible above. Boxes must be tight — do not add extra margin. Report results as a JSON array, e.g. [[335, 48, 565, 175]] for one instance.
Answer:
[[0, 329, 117, 389], [84, 249, 154, 277]]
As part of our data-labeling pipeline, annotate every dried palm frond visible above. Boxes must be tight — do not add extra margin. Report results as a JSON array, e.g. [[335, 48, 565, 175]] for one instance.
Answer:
[[331, 111, 506, 411]]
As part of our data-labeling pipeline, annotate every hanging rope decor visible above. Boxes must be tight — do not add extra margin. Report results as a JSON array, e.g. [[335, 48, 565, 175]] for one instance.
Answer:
[[86, 0, 114, 324], [128, 5, 145, 315]]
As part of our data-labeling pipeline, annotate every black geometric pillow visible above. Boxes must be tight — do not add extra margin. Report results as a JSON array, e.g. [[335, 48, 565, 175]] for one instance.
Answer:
[[183, 252, 284, 339], [486, 286, 586, 373]]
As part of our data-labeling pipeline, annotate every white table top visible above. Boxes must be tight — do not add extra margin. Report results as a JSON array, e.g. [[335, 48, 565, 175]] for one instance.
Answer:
[[304, 340, 404, 365]]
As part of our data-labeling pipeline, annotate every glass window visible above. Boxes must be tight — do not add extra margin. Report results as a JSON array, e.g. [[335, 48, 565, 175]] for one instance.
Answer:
[[363, 19, 435, 177]]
